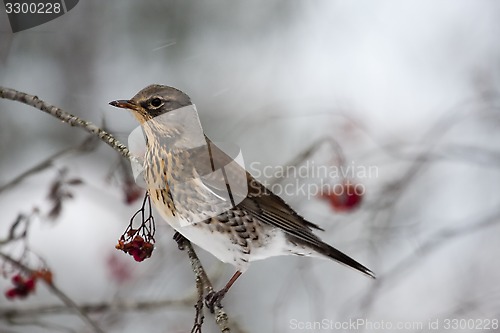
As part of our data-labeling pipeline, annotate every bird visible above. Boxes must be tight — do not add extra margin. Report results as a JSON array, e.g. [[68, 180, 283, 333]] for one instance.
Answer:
[[109, 84, 375, 309]]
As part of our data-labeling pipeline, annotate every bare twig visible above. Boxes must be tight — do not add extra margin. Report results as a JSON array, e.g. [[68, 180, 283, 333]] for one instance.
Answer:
[[0, 214, 30, 246], [0, 297, 193, 319], [0, 135, 98, 195], [0, 86, 131, 160], [0, 252, 105, 333], [5, 317, 79, 333], [356, 209, 500, 322], [191, 275, 205, 333], [185, 242, 231, 333], [271, 136, 345, 185]]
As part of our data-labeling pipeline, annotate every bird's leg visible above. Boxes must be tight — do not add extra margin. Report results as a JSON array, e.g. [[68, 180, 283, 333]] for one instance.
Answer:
[[205, 271, 242, 313], [173, 231, 188, 250]]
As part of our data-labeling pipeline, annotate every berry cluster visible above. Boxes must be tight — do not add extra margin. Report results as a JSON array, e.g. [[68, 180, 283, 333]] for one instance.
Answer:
[[4, 269, 53, 300], [116, 234, 154, 262], [5, 274, 36, 300], [116, 193, 156, 262]]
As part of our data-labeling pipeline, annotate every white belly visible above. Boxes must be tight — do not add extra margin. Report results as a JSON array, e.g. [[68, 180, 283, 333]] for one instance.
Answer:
[[149, 189, 304, 272], [150, 192, 249, 271]]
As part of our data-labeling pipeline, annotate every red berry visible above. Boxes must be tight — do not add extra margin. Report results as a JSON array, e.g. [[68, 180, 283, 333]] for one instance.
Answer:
[[320, 181, 364, 212], [5, 289, 17, 299], [124, 182, 143, 205], [11, 274, 24, 285], [128, 248, 142, 262], [24, 278, 36, 292], [16, 287, 30, 297], [132, 235, 144, 246]]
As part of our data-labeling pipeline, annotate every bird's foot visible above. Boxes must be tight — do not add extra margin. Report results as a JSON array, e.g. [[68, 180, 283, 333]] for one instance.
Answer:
[[205, 289, 227, 313], [173, 232, 188, 250]]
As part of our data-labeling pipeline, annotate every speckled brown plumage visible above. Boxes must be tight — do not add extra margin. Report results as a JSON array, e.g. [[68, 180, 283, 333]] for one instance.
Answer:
[[110, 84, 375, 309]]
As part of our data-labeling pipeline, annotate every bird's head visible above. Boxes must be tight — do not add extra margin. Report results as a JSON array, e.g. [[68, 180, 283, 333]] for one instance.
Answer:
[[109, 84, 192, 124]]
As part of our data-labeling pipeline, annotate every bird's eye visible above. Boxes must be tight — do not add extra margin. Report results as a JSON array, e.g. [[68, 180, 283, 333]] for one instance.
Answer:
[[150, 98, 162, 107]]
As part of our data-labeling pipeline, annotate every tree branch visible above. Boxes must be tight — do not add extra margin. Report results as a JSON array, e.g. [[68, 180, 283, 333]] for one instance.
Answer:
[[0, 86, 131, 160], [185, 242, 230, 333], [0, 135, 98, 194], [0, 252, 106, 333], [0, 297, 193, 319]]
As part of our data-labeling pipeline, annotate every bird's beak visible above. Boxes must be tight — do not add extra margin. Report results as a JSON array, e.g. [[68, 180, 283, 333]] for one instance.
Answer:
[[109, 99, 140, 112]]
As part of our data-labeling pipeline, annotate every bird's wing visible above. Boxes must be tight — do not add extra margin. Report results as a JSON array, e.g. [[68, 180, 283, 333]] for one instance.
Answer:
[[189, 137, 326, 241], [240, 177, 326, 243]]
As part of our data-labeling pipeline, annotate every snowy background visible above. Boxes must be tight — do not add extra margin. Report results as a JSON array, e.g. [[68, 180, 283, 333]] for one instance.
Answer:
[[1, 1, 500, 332]]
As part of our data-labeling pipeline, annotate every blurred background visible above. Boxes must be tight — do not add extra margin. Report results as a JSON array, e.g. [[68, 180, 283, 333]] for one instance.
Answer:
[[1, 0, 500, 332]]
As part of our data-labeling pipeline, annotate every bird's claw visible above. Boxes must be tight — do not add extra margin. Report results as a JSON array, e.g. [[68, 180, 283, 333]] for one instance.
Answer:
[[173, 232, 187, 250], [205, 290, 226, 313]]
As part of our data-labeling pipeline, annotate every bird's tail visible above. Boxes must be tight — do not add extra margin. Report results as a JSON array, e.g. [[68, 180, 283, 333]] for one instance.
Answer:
[[314, 242, 375, 279]]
